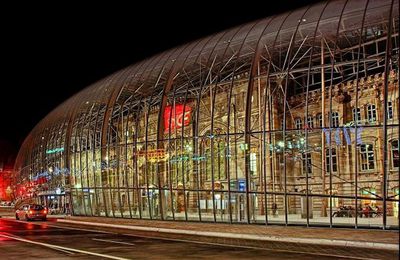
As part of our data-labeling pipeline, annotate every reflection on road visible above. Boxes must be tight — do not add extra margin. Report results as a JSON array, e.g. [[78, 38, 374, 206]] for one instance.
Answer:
[[0, 218, 380, 259]]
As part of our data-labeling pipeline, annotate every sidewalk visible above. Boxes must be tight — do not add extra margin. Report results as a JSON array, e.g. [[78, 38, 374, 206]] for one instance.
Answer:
[[58, 216, 399, 258]]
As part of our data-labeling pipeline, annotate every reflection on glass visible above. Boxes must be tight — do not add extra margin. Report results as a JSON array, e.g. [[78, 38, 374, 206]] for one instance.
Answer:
[[13, 0, 399, 229]]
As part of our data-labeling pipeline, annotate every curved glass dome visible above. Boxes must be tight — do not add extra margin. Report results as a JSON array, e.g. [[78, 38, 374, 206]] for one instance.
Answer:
[[15, 0, 399, 229]]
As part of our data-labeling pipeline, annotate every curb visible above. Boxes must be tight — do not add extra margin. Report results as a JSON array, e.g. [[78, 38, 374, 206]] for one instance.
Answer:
[[57, 219, 398, 251]]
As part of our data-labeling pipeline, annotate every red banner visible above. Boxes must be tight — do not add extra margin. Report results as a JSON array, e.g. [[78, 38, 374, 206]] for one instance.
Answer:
[[164, 104, 191, 133]]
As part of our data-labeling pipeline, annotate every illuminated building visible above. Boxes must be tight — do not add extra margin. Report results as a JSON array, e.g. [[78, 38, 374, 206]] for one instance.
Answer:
[[0, 141, 15, 202], [14, 0, 399, 228]]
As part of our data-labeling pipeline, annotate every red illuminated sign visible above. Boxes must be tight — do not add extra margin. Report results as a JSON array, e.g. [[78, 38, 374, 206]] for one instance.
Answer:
[[164, 104, 191, 133]]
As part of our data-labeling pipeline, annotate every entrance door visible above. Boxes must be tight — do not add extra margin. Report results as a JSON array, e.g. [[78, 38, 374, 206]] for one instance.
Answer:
[[83, 193, 91, 216], [238, 194, 246, 222], [301, 196, 313, 219]]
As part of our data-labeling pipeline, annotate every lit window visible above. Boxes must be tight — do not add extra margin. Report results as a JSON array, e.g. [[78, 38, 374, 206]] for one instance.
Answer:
[[307, 116, 314, 129], [295, 118, 303, 130], [329, 197, 339, 208], [387, 101, 393, 120], [302, 152, 312, 175], [250, 152, 257, 175], [367, 104, 377, 122], [352, 108, 361, 124], [391, 140, 399, 168], [316, 114, 323, 127], [331, 112, 339, 128], [327, 190, 339, 208], [360, 144, 375, 171], [326, 148, 337, 173], [360, 188, 377, 207]]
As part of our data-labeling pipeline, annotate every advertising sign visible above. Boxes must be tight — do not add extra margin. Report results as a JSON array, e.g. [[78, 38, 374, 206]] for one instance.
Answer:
[[164, 104, 191, 133]]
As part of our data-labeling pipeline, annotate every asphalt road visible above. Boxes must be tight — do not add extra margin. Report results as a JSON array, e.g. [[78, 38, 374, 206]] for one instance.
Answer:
[[0, 218, 350, 260]]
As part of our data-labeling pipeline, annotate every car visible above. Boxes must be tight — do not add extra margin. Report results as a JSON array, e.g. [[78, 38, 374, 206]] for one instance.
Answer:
[[15, 204, 47, 221]]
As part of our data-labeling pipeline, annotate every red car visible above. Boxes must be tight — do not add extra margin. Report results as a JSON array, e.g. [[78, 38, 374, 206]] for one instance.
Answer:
[[16, 204, 47, 221]]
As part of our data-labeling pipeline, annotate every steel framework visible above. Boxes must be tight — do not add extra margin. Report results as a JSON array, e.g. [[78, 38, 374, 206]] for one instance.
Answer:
[[14, 0, 399, 229]]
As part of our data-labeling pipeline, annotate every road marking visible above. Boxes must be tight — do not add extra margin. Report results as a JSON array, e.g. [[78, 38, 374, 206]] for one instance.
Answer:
[[1, 219, 115, 235], [58, 219, 399, 251], [92, 238, 135, 246], [41, 222, 116, 234], [59, 225, 388, 260], [0, 233, 131, 260], [48, 246, 76, 255], [48, 222, 376, 260], [0, 233, 73, 255], [0, 219, 389, 260]]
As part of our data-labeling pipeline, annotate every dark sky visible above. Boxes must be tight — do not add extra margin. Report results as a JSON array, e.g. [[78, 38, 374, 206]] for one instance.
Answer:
[[1, 0, 321, 150]]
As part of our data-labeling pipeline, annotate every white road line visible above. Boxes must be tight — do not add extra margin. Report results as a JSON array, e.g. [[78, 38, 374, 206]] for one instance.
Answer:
[[42, 223, 116, 234], [2, 219, 115, 235], [0, 233, 131, 260], [6, 219, 385, 260], [0, 219, 384, 260], [58, 219, 399, 251], [92, 238, 135, 246], [56, 224, 375, 260], [0, 233, 73, 255], [48, 246, 76, 255]]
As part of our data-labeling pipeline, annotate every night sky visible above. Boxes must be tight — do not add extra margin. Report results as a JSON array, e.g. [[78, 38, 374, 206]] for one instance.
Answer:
[[1, 0, 321, 152]]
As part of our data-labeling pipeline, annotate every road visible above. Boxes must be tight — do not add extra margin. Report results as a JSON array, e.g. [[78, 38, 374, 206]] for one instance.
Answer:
[[0, 218, 388, 259]]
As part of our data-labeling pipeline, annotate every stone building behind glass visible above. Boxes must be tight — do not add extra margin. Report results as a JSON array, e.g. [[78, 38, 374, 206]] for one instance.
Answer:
[[14, 0, 399, 229]]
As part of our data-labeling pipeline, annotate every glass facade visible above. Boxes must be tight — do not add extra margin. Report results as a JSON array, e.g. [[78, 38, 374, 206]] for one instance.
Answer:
[[14, 0, 399, 229]]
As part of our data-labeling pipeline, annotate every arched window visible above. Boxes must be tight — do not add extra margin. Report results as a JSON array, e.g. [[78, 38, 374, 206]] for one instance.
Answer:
[[295, 118, 303, 130], [302, 152, 312, 176], [316, 114, 323, 128], [352, 107, 361, 124], [391, 140, 399, 168], [387, 101, 393, 120], [331, 112, 339, 128], [326, 148, 337, 173], [360, 144, 375, 171], [307, 116, 314, 129], [367, 104, 377, 122]]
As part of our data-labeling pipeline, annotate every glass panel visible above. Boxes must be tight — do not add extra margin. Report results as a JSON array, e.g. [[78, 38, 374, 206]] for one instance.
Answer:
[[332, 199, 356, 227], [287, 194, 310, 225], [139, 187, 150, 219], [12, 0, 397, 231], [388, 125, 399, 228], [267, 194, 285, 225], [71, 189, 85, 216], [127, 189, 138, 218], [94, 188, 106, 217], [231, 192, 247, 223]]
